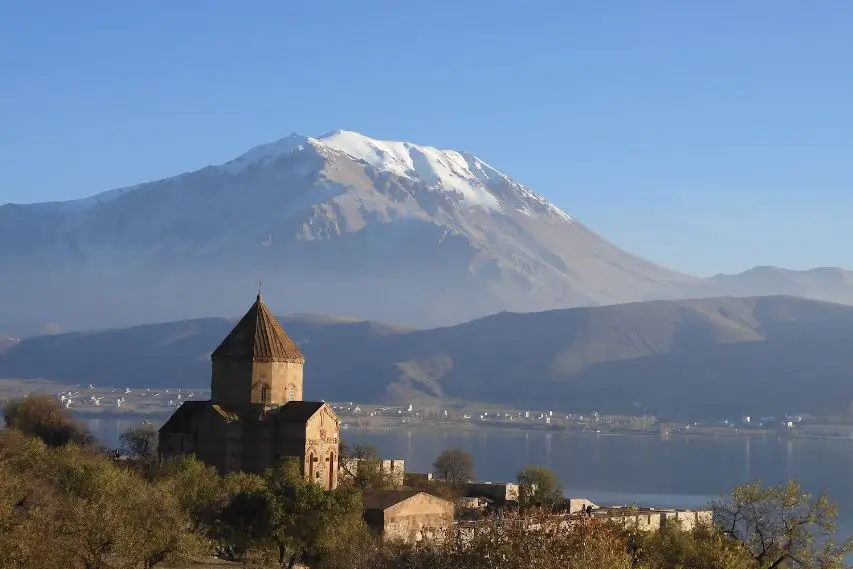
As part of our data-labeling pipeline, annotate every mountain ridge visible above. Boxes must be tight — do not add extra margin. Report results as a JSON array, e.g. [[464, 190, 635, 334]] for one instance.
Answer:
[[2, 129, 852, 336], [2, 295, 853, 421]]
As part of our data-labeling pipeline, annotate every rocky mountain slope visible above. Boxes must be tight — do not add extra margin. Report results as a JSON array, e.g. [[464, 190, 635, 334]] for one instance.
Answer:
[[2, 130, 852, 336], [3, 295, 853, 420], [0, 130, 691, 335]]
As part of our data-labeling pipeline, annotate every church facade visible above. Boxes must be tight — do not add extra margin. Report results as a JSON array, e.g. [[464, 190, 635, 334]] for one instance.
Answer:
[[158, 294, 340, 489]]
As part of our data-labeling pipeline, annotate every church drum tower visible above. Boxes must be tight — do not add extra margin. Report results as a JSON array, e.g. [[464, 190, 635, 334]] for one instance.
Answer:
[[158, 294, 340, 488]]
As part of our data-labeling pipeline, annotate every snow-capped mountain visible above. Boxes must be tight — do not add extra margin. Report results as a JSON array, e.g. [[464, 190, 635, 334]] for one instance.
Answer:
[[1, 130, 850, 335]]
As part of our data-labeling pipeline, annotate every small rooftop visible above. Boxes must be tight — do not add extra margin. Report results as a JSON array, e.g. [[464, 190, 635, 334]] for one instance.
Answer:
[[273, 400, 327, 423], [362, 489, 426, 511]]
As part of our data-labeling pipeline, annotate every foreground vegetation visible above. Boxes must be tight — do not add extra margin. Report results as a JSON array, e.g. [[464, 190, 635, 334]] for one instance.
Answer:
[[2, 394, 852, 568]]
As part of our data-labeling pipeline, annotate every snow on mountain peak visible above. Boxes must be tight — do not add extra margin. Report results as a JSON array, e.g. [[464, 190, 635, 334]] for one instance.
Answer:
[[221, 129, 573, 220], [314, 130, 502, 210], [222, 133, 313, 174]]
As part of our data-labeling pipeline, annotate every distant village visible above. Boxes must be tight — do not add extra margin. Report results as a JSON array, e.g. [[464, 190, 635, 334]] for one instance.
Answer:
[[27, 381, 853, 441]]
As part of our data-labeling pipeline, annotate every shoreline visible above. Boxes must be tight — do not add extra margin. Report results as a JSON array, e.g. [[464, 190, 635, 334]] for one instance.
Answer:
[[341, 421, 853, 442], [64, 409, 853, 443]]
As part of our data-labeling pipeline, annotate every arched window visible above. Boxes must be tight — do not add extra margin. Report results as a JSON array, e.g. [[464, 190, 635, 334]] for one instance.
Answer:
[[308, 452, 315, 481], [260, 385, 270, 405], [328, 451, 335, 489], [287, 384, 295, 402]]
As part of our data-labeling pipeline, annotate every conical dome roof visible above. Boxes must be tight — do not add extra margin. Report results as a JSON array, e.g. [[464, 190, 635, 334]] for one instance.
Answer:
[[211, 295, 305, 363]]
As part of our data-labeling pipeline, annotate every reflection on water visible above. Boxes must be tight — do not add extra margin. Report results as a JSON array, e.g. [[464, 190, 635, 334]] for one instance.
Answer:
[[88, 419, 853, 534]]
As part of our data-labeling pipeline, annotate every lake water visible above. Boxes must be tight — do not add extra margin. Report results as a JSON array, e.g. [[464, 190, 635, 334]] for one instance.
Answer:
[[89, 419, 853, 536]]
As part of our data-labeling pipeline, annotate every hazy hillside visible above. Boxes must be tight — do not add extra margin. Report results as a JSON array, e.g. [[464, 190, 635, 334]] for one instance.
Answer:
[[0, 335, 19, 354], [701, 266, 853, 305], [2, 295, 853, 420]]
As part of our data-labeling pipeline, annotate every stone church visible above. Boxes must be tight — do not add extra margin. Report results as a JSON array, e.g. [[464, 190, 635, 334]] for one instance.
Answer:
[[158, 294, 340, 489]]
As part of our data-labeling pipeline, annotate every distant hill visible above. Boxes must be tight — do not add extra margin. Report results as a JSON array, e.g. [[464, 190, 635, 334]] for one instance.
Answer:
[[701, 266, 853, 306], [2, 296, 853, 421], [0, 334, 19, 354]]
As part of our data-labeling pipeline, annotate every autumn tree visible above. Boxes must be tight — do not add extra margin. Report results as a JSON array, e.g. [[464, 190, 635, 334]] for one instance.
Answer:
[[0, 430, 67, 569], [2, 394, 91, 447], [0, 428, 206, 569], [628, 523, 756, 569], [713, 479, 853, 569], [377, 510, 632, 569], [433, 447, 474, 487]]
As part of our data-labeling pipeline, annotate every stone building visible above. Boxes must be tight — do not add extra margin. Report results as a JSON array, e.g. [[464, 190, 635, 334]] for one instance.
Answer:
[[158, 294, 340, 488], [590, 506, 713, 532], [464, 482, 520, 504], [362, 490, 454, 543]]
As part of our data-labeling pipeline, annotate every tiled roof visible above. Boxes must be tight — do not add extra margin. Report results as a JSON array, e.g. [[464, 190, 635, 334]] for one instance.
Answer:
[[271, 400, 326, 423], [158, 401, 207, 433], [211, 295, 305, 363], [362, 489, 425, 511]]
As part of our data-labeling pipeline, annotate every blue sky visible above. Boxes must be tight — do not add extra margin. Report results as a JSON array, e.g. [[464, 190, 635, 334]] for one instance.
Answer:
[[2, 0, 852, 276]]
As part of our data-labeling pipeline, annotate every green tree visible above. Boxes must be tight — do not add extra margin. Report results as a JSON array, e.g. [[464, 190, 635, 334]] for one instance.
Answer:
[[361, 460, 398, 490], [0, 429, 206, 569], [433, 448, 474, 487], [221, 488, 270, 558], [262, 458, 369, 568], [339, 445, 397, 491], [517, 465, 562, 509], [2, 394, 92, 447], [713, 479, 853, 569], [151, 455, 225, 537]]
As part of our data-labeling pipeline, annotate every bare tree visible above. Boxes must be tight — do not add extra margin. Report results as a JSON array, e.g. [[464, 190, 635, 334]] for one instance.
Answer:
[[119, 423, 158, 459], [433, 448, 474, 487]]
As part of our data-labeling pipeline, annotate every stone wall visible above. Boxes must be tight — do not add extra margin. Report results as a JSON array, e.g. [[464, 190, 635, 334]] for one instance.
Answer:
[[210, 360, 303, 406], [564, 498, 597, 514], [465, 482, 519, 503], [384, 511, 453, 543], [254, 360, 304, 405], [210, 360, 253, 404], [593, 508, 713, 532], [379, 493, 454, 544], [403, 472, 433, 485]]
